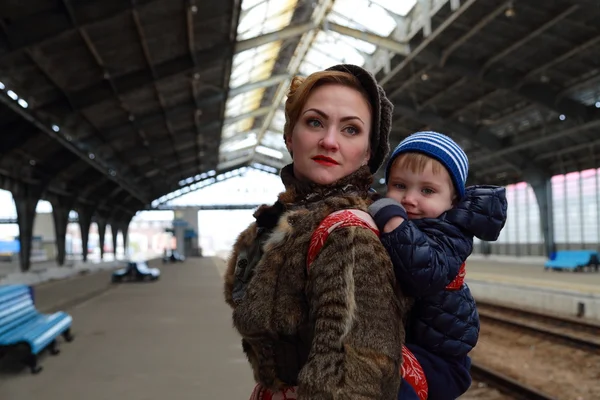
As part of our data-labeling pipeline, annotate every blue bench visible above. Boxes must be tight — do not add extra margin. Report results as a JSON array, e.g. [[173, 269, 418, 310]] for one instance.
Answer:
[[544, 250, 600, 272], [0, 284, 74, 373], [112, 261, 160, 282]]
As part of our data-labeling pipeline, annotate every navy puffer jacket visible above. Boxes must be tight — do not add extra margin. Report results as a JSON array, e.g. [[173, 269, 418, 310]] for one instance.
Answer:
[[380, 185, 507, 358]]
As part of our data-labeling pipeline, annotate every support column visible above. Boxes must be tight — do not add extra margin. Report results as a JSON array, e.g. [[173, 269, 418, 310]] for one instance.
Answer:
[[182, 207, 199, 256], [111, 223, 120, 259], [78, 206, 94, 262], [96, 216, 107, 260], [12, 184, 43, 272], [120, 214, 134, 258], [50, 197, 74, 266], [529, 176, 555, 257], [172, 216, 187, 256]]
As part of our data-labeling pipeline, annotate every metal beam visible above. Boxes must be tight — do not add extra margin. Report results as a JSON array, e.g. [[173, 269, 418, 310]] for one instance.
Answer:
[[470, 119, 600, 167], [568, 0, 600, 15], [98, 96, 224, 142], [0, 91, 150, 204], [132, 2, 185, 177], [373, 4, 597, 123], [393, 100, 545, 175], [440, 1, 511, 66], [323, 22, 410, 56], [39, 43, 229, 113], [234, 22, 316, 53], [252, 0, 333, 154], [154, 162, 251, 203], [229, 74, 290, 97], [535, 135, 600, 161], [379, 0, 479, 86], [1, 0, 161, 53], [419, 49, 600, 123], [186, 0, 209, 173], [524, 34, 600, 81], [224, 106, 272, 126], [481, 5, 580, 74]]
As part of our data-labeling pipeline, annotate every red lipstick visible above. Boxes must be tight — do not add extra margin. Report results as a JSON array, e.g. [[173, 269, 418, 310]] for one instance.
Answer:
[[312, 155, 339, 166]]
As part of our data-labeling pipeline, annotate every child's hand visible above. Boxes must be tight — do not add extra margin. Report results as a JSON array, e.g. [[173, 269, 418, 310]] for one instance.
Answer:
[[367, 198, 408, 232], [383, 217, 405, 233]]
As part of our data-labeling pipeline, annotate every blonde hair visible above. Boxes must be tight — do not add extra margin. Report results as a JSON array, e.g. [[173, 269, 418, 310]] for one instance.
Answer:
[[283, 71, 372, 142], [391, 152, 456, 197], [391, 152, 445, 175]]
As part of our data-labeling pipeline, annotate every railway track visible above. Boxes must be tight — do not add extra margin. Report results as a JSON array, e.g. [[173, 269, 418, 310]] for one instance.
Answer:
[[476, 300, 600, 352], [471, 362, 557, 400]]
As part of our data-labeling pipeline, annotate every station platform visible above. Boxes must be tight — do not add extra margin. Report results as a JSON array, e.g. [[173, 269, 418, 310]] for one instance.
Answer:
[[465, 254, 600, 320], [0, 253, 157, 286], [0, 257, 254, 399], [2, 253, 599, 398]]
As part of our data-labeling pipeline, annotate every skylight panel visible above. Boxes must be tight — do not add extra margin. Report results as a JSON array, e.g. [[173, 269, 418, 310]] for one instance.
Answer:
[[260, 130, 288, 152], [221, 133, 258, 153], [299, 30, 366, 75], [373, 0, 417, 16], [330, 0, 398, 37], [271, 109, 286, 132], [230, 42, 280, 88], [225, 88, 264, 118], [237, 0, 297, 40]]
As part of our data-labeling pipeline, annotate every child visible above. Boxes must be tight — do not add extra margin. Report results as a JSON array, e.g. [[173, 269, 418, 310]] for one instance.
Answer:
[[368, 131, 507, 400]]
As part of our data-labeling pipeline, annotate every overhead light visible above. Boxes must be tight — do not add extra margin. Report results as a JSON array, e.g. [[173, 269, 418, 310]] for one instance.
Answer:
[[17, 99, 28, 108], [29, 160, 36, 166], [505, 4, 516, 18], [190, 5, 198, 13], [6, 90, 18, 100], [52, 124, 60, 132], [89, 153, 96, 159], [379, 178, 385, 185], [595, 101, 600, 108], [109, 169, 117, 176], [559, 114, 566, 121], [420, 73, 429, 81], [0, 81, 5, 90]]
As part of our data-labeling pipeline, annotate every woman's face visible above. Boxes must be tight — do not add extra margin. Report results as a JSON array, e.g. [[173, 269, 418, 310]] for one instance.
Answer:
[[286, 84, 372, 185]]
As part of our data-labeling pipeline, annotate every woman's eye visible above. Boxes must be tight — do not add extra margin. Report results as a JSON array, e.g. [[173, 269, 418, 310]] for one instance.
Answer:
[[344, 126, 359, 135], [307, 119, 321, 128]]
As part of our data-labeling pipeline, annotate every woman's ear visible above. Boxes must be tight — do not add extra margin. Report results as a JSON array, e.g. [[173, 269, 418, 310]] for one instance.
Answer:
[[285, 133, 293, 157]]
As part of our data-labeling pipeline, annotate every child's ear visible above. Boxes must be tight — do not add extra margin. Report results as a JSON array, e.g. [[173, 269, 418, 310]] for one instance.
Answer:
[[451, 194, 459, 206]]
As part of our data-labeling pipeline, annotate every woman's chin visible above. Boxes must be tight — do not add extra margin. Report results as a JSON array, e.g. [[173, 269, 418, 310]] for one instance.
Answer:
[[307, 171, 342, 185]]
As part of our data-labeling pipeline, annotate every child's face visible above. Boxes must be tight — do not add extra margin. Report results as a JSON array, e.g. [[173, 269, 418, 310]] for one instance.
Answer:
[[386, 157, 455, 219]]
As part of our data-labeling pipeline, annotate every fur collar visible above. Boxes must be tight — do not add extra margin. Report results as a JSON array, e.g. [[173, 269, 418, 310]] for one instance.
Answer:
[[253, 164, 373, 228], [278, 163, 373, 206]]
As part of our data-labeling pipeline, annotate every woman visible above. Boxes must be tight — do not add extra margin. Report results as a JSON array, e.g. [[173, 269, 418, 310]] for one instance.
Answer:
[[224, 64, 407, 399]]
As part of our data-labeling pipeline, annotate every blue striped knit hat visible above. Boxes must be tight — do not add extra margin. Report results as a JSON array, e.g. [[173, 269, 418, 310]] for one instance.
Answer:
[[385, 131, 469, 198]]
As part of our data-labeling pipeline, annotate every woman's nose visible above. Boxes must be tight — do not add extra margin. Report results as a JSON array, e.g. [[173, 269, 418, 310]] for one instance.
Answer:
[[319, 128, 339, 151]]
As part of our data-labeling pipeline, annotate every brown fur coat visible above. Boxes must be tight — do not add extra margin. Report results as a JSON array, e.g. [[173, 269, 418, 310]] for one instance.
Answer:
[[224, 165, 407, 399]]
